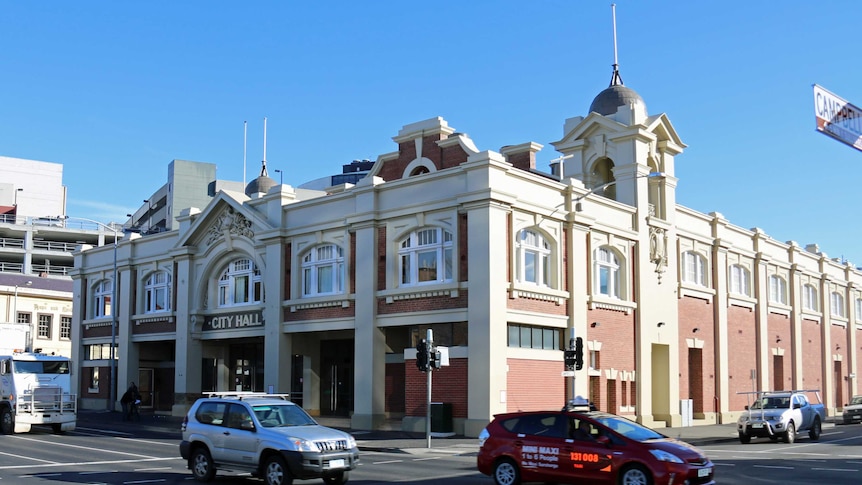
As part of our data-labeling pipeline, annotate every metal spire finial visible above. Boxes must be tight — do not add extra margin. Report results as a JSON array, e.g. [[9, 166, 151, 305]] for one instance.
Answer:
[[610, 3, 623, 86]]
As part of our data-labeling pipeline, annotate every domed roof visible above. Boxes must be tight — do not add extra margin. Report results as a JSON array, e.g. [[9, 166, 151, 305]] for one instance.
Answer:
[[245, 160, 278, 196], [245, 175, 277, 196], [589, 83, 646, 116]]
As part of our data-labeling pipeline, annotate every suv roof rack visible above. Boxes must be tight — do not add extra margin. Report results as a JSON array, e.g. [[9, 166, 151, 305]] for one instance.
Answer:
[[207, 392, 292, 401]]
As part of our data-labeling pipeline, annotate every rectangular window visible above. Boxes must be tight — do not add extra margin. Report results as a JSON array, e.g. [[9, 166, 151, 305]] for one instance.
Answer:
[[507, 324, 561, 350], [60, 316, 72, 340], [621, 381, 628, 407], [38, 314, 52, 339], [88, 367, 99, 391], [17, 312, 31, 325]]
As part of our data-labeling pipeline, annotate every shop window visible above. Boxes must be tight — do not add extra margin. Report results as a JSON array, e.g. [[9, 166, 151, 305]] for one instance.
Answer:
[[302, 244, 345, 297], [217, 258, 262, 307], [516, 229, 551, 287], [93, 279, 113, 318], [399, 227, 453, 286], [145, 271, 172, 313], [594, 247, 621, 298]]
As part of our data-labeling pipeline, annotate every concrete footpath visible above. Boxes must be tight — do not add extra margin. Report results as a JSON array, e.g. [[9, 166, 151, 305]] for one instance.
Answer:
[[74, 409, 774, 454]]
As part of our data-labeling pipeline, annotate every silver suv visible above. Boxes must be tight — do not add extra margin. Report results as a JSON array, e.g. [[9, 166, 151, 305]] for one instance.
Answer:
[[179, 392, 359, 485]]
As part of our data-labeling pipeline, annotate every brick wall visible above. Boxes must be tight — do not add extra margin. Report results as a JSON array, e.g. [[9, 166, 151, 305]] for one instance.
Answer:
[[376, 134, 469, 181], [404, 358, 468, 418], [678, 295, 716, 415], [385, 362, 405, 413], [286, 305, 355, 321], [767, 312, 792, 391], [507, 296, 567, 315], [801, 318, 823, 391], [285, 243, 292, 300], [459, 213, 468, 282], [831, 324, 847, 407], [378, 291, 468, 315], [133, 320, 176, 334], [506, 358, 565, 412], [585, 307, 636, 413], [727, 304, 757, 410], [377, 227, 386, 291]]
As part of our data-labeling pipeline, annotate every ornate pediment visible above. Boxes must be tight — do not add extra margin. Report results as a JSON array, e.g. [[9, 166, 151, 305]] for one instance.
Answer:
[[205, 207, 254, 245]]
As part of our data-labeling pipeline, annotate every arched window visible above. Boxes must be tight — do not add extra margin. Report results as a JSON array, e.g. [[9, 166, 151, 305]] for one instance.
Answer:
[[217, 258, 262, 307], [302, 244, 345, 296], [516, 229, 550, 287], [681, 251, 706, 286], [831, 291, 845, 317], [399, 228, 453, 285], [802, 284, 817, 311], [768, 275, 787, 305], [729, 265, 750, 297], [93, 279, 113, 318], [594, 247, 620, 298], [144, 271, 172, 313]]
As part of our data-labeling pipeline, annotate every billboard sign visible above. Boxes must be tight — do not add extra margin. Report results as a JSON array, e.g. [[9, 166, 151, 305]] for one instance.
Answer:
[[813, 84, 862, 152]]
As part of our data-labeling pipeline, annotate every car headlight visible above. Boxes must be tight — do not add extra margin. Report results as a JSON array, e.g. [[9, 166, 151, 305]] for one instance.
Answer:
[[649, 449, 684, 464], [478, 428, 490, 447], [346, 435, 357, 449], [289, 437, 320, 452]]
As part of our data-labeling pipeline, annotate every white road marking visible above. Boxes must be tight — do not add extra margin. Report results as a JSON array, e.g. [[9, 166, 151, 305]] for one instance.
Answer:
[[0, 457, 180, 470], [0, 450, 58, 464], [9, 435, 158, 458]]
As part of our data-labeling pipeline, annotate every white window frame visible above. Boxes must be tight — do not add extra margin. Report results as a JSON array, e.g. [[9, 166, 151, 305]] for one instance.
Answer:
[[144, 271, 172, 313], [217, 258, 262, 307], [60, 316, 72, 340], [729, 265, 750, 297], [831, 291, 845, 318], [38, 314, 52, 339], [399, 228, 453, 286], [856, 298, 862, 321], [682, 251, 706, 286], [768, 275, 787, 305], [516, 229, 551, 287], [802, 284, 817, 311], [93, 279, 113, 318], [302, 244, 345, 297], [594, 247, 621, 298]]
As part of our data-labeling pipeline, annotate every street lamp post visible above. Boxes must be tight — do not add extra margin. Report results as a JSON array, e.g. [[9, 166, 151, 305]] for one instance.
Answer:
[[274, 169, 283, 185], [61, 216, 120, 412]]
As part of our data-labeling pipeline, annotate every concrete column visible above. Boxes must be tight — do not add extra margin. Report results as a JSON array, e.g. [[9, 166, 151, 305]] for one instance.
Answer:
[[263, 240, 291, 394], [464, 200, 510, 438], [173, 256, 202, 415], [753, 253, 770, 391], [352, 223, 385, 430], [117, 265, 138, 404], [712, 240, 731, 422], [789, 263, 804, 389], [819, 271, 833, 411]]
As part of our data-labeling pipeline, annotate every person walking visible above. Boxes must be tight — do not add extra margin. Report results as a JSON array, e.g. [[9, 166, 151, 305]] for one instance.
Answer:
[[121, 382, 141, 421]]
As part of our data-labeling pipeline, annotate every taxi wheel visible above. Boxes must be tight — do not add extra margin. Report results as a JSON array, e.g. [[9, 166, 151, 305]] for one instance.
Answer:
[[492, 458, 521, 485], [783, 422, 796, 444], [619, 464, 653, 485], [809, 419, 821, 441]]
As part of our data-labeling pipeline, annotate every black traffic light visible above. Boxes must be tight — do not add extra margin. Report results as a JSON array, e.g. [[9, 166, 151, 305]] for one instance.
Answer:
[[574, 336, 584, 370], [416, 339, 429, 372], [431, 348, 442, 369], [564, 350, 576, 369]]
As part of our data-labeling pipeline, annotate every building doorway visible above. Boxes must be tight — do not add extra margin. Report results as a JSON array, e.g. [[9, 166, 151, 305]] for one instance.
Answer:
[[320, 339, 353, 416], [230, 342, 264, 392], [138, 368, 154, 409]]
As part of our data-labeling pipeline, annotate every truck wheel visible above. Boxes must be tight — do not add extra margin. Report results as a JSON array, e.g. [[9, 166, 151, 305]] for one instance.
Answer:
[[190, 448, 216, 482], [0, 408, 13, 434], [51, 424, 65, 434], [783, 422, 796, 444], [263, 455, 293, 485], [809, 418, 822, 440], [738, 432, 751, 444], [322, 471, 349, 484]]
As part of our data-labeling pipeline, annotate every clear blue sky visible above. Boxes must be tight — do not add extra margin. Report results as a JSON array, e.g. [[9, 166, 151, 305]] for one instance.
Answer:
[[2, 1, 861, 264]]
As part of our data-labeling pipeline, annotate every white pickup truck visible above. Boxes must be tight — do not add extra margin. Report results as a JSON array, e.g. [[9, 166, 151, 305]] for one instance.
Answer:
[[736, 390, 825, 444]]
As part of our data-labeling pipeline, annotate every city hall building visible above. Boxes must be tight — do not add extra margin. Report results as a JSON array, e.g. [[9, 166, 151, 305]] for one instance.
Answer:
[[71, 72, 862, 437]]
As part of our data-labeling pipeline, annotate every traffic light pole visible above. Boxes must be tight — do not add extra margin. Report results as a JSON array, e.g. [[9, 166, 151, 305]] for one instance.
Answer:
[[425, 328, 433, 449], [569, 332, 576, 403]]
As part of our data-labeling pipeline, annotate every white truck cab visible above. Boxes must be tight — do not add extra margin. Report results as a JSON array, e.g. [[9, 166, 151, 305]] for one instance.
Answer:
[[0, 351, 77, 434]]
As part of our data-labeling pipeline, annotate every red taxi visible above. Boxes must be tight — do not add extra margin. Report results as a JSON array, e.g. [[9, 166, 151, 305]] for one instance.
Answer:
[[477, 406, 714, 485]]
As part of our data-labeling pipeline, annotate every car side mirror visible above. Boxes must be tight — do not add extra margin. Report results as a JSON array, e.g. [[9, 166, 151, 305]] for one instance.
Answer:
[[596, 435, 611, 446], [794, 402, 802, 409]]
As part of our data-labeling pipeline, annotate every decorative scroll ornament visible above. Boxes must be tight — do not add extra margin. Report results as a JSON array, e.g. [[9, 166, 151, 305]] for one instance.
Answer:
[[205, 207, 254, 245], [649, 227, 668, 282]]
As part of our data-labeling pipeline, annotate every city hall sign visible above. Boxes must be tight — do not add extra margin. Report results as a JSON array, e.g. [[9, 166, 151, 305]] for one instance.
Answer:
[[202, 310, 264, 331]]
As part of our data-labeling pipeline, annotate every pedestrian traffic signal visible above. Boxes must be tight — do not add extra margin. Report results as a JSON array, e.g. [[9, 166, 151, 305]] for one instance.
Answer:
[[431, 348, 442, 369], [574, 336, 584, 370], [416, 339, 429, 372], [564, 349, 577, 369]]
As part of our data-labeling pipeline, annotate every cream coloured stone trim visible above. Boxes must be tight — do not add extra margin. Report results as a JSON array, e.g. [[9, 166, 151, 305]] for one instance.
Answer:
[[588, 295, 635, 313]]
